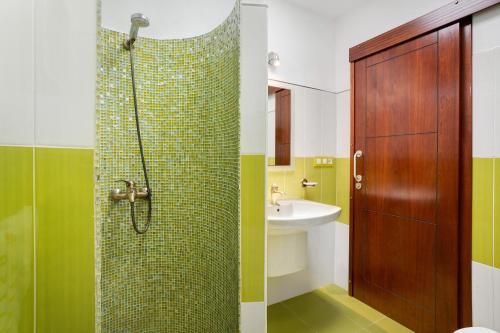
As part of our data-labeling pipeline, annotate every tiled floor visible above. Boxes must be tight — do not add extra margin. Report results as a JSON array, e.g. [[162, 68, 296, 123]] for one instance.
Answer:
[[267, 284, 413, 333]]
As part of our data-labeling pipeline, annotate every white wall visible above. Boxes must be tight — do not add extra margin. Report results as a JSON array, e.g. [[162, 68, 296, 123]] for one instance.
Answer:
[[0, 0, 96, 148], [35, 0, 96, 147], [241, 2, 268, 156], [240, 2, 268, 332], [267, 0, 336, 92], [0, 0, 34, 146], [102, 0, 236, 39], [471, 4, 500, 330]]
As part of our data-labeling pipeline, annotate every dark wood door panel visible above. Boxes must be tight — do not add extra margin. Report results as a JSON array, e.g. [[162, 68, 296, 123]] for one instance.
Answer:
[[366, 32, 437, 67], [366, 44, 438, 137], [361, 211, 436, 310], [357, 278, 436, 333], [352, 22, 467, 332], [364, 133, 437, 222]]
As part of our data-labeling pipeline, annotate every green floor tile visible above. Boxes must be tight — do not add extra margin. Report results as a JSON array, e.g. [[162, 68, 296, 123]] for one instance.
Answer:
[[268, 303, 315, 333], [268, 285, 413, 333], [281, 291, 369, 331], [367, 317, 413, 333], [319, 285, 385, 327]]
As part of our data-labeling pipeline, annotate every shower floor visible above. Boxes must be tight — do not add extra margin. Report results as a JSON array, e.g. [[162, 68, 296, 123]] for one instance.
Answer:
[[267, 284, 412, 333]]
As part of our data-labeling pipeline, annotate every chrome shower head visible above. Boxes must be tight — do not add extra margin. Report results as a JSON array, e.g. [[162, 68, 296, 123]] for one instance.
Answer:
[[124, 13, 150, 49]]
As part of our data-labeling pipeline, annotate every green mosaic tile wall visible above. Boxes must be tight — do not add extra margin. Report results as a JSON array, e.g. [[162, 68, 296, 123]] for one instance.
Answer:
[[95, 5, 240, 332]]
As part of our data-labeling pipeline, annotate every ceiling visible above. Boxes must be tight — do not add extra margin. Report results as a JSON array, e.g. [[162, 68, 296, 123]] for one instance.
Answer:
[[281, 0, 370, 19]]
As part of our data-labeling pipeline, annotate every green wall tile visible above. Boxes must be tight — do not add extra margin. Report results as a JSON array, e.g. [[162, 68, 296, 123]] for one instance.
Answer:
[[495, 158, 500, 269], [267, 157, 337, 206], [241, 155, 266, 302], [268, 171, 286, 198], [0, 146, 34, 333], [472, 158, 494, 266], [321, 161, 337, 206], [35, 148, 95, 333], [336, 158, 350, 224], [304, 158, 322, 202], [268, 158, 306, 200]]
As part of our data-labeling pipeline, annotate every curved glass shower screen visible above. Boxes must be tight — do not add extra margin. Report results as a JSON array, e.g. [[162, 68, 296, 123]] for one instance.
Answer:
[[95, 4, 240, 332]]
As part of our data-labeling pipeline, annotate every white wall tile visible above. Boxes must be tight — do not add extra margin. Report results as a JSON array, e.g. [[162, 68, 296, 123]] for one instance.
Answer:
[[473, 51, 496, 158], [473, 4, 500, 54], [494, 267, 500, 331], [303, 89, 322, 157], [241, 302, 266, 333], [335, 91, 350, 158], [494, 48, 500, 158], [472, 261, 495, 328], [473, 5, 500, 159], [321, 91, 336, 156], [292, 86, 307, 157], [240, 4, 268, 155], [0, 0, 34, 146], [35, 0, 96, 148], [333, 221, 349, 290]]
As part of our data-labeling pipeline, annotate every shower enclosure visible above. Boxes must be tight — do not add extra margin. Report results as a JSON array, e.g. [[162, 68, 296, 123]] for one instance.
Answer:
[[95, 3, 240, 332]]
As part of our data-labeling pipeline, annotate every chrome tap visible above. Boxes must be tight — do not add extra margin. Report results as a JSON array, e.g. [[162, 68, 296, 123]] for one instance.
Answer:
[[270, 184, 285, 206], [111, 180, 149, 203]]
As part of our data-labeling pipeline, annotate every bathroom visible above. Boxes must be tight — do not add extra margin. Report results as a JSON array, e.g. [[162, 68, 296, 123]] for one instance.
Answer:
[[0, 0, 499, 332]]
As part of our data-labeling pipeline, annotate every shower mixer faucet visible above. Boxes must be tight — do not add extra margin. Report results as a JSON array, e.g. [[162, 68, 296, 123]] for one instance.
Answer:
[[111, 180, 149, 203]]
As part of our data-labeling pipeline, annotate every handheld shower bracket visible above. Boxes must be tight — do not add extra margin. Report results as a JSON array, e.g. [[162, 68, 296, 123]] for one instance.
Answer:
[[123, 13, 150, 50]]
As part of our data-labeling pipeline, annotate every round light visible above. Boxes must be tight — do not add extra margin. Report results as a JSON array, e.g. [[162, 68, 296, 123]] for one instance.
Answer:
[[268, 52, 280, 67]]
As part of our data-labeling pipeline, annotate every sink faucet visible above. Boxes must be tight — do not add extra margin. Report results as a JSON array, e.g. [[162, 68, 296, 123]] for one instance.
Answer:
[[270, 184, 285, 206]]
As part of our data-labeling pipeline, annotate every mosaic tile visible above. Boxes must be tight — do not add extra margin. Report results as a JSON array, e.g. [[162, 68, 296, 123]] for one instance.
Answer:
[[95, 4, 240, 332]]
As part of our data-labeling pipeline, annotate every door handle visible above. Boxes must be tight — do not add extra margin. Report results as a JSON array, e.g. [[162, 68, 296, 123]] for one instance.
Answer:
[[353, 150, 363, 184]]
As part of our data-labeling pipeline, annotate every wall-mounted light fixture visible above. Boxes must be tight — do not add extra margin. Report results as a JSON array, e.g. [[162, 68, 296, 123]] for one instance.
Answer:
[[268, 51, 280, 67]]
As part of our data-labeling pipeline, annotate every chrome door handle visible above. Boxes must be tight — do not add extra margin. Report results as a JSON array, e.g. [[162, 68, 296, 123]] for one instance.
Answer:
[[353, 150, 363, 183]]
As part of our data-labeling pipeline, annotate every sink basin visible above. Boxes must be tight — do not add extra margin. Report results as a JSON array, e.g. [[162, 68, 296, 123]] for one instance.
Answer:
[[267, 199, 342, 277], [267, 199, 342, 230]]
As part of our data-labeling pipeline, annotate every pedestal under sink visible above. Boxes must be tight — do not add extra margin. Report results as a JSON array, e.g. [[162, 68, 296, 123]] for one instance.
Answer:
[[267, 200, 341, 277]]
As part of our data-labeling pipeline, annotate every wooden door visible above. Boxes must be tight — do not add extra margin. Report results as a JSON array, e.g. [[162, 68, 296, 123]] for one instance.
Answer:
[[351, 24, 462, 332]]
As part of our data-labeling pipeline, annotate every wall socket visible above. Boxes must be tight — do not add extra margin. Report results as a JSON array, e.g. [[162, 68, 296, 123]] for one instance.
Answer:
[[313, 157, 334, 167]]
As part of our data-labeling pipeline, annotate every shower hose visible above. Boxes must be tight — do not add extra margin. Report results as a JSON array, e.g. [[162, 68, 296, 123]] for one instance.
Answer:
[[127, 46, 152, 234]]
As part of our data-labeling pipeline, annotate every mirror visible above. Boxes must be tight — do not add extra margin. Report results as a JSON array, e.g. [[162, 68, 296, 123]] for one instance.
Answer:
[[268, 85, 291, 166]]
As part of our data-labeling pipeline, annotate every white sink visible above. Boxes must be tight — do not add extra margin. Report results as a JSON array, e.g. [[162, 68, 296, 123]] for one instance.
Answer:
[[267, 199, 342, 230], [267, 200, 342, 277]]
